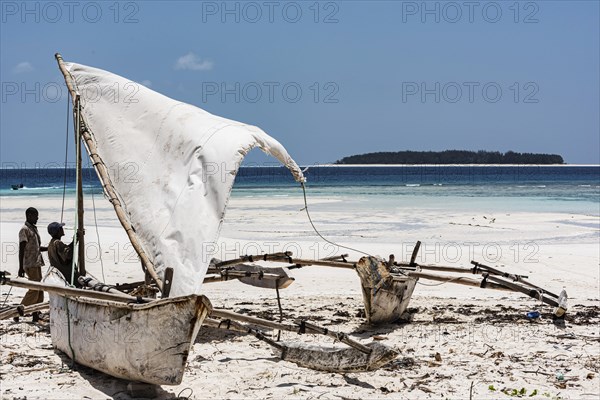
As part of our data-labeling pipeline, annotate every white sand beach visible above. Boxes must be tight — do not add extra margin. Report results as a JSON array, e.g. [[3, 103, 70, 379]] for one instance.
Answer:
[[1, 193, 599, 399]]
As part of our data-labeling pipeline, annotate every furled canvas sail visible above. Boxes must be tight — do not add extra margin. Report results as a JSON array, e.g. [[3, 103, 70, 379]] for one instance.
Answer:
[[64, 62, 305, 297]]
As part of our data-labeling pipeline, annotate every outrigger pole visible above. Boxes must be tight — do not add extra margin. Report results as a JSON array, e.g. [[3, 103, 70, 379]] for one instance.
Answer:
[[1, 271, 395, 372], [54, 53, 164, 293], [214, 250, 566, 311]]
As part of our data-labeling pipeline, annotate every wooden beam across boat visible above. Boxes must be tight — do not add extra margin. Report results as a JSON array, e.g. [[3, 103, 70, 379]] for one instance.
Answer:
[[405, 271, 561, 308], [484, 275, 560, 307], [211, 308, 372, 355], [204, 317, 398, 373], [471, 261, 558, 298], [207, 263, 295, 289], [2, 274, 153, 303], [214, 253, 357, 270], [404, 271, 512, 291], [394, 261, 529, 280], [0, 302, 50, 320]]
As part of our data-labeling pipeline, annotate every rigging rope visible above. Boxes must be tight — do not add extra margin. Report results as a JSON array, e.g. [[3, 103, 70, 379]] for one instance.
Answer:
[[60, 95, 70, 223], [300, 182, 372, 257], [301, 181, 450, 287], [87, 166, 106, 282], [71, 99, 80, 288], [64, 97, 80, 368]]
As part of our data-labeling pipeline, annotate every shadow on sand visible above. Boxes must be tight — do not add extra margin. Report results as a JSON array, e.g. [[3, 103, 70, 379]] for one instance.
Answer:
[[53, 351, 188, 400]]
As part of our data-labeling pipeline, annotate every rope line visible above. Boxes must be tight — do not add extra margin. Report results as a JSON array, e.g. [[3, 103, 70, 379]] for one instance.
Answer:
[[64, 97, 80, 368], [87, 166, 106, 283], [301, 183, 462, 287], [60, 95, 70, 223], [70, 99, 80, 288], [300, 182, 371, 257]]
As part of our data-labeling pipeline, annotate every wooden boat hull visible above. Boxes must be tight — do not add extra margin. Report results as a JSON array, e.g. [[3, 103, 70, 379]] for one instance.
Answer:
[[355, 257, 418, 324], [48, 292, 211, 385]]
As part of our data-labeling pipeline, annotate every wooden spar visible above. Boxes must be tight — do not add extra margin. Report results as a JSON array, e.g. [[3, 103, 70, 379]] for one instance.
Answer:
[[222, 253, 539, 290], [470, 261, 556, 298], [409, 240, 421, 266], [405, 271, 560, 308], [54, 53, 163, 292], [74, 95, 85, 276], [509, 276, 559, 298], [207, 262, 295, 290], [263, 257, 355, 269], [3, 276, 153, 303], [320, 254, 349, 261], [204, 317, 397, 373], [78, 275, 130, 296], [216, 254, 532, 284], [114, 280, 147, 291], [0, 302, 49, 320], [395, 260, 530, 280], [211, 308, 312, 333], [203, 275, 227, 284], [213, 253, 563, 309], [214, 253, 356, 270], [204, 317, 285, 351], [205, 269, 290, 282], [404, 271, 513, 291], [205, 270, 293, 286], [205, 317, 257, 333], [115, 268, 294, 289], [213, 252, 293, 268], [484, 275, 559, 307], [396, 263, 475, 274], [211, 308, 372, 355], [162, 267, 174, 298]]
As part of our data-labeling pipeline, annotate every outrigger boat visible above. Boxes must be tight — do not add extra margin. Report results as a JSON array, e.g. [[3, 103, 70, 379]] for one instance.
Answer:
[[0, 54, 399, 384], [206, 242, 568, 325], [0, 54, 568, 385]]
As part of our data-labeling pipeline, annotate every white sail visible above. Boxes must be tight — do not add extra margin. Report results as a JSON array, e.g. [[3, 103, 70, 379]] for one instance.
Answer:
[[65, 62, 305, 297]]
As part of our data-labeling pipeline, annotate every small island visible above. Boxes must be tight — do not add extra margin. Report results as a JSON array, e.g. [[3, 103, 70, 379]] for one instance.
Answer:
[[335, 150, 564, 165]]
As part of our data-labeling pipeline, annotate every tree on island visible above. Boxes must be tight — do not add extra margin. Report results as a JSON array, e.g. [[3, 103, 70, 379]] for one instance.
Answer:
[[335, 150, 564, 165]]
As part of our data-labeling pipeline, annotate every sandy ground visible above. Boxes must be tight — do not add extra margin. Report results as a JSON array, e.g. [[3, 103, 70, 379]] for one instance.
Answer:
[[1, 193, 599, 399]]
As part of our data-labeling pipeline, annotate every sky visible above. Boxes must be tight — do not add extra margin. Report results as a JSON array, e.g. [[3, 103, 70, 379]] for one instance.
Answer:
[[1, 0, 599, 166]]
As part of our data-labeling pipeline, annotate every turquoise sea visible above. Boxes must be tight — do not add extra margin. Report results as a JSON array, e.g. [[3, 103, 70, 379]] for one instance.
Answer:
[[1, 166, 599, 215]]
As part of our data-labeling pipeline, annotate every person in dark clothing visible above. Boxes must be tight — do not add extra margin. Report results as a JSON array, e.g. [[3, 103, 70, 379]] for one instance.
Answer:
[[47, 222, 80, 287]]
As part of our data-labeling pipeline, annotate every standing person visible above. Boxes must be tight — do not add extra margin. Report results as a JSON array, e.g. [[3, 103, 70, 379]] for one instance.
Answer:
[[47, 222, 80, 287], [15, 207, 47, 323]]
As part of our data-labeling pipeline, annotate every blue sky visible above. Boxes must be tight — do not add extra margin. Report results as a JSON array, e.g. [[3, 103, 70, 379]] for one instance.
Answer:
[[1, 0, 599, 165]]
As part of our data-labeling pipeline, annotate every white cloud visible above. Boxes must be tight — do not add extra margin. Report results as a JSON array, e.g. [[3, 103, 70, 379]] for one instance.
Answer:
[[174, 52, 213, 71], [141, 80, 152, 87], [13, 62, 34, 74]]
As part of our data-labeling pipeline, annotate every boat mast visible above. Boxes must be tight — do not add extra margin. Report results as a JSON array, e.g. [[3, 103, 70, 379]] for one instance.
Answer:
[[54, 53, 164, 292], [75, 95, 85, 276]]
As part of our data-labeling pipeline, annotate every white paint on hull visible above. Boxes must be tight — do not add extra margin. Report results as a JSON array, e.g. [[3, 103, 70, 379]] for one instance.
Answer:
[[48, 293, 211, 385]]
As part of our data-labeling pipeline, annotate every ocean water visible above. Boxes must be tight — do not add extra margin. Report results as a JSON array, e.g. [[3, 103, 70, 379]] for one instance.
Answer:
[[1, 166, 599, 214]]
